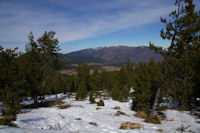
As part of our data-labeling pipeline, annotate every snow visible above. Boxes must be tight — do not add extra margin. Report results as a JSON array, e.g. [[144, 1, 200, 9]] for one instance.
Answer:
[[0, 94, 200, 133]]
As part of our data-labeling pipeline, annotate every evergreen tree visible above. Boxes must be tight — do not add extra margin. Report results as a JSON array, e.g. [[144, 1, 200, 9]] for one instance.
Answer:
[[111, 84, 121, 101], [76, 80, 87, 100], [77, 64, 90, 90], [89, 68, 102, 95], [131, 62, 152, 111], [150, 0, 200, 107], [0, 46, 25, 116], [37, 31, 61, 99], [24, 32, 42, 103], [89, 91, 96, 104]]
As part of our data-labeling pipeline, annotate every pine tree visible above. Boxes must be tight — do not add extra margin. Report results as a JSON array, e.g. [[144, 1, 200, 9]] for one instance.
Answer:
[[24, 32, 42, 103], [77, 64, 90, 90], [37, 31, 61, 99], [0, 46, 25, 116], [89, 91, 96, 104], [76, 80, 87, 100], [89, 68, 102, 95], [150, 0, 200, 107], [131, 62, 152, 111]]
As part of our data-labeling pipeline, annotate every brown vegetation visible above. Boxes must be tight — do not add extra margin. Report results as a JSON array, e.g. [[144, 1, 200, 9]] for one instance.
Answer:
[[119, 122, 143, 129], [23, 99, 64, 109], [133, 111, 148, 119], [144, 116, 161, 124], [157, 129, 164, 132], [57, 104, 71, 109]]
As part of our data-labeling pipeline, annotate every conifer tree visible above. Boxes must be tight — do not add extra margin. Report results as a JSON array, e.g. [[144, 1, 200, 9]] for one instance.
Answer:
[[37, 31, 61, 99], [89, 68, 102, 95], [24, 32, 42, 103], [0, 46, 25, 116], [89, 91, 95, 104], [76, 80, 87, 100], [131, 62, 152, 111], [150, 0, 200, 107]]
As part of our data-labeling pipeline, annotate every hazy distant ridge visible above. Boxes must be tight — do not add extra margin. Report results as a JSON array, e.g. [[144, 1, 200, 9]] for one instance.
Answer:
[[66, 46, 162, 64]]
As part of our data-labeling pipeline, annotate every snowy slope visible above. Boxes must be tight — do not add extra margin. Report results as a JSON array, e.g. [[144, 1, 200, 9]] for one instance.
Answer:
[[0, 94, 200, 133]]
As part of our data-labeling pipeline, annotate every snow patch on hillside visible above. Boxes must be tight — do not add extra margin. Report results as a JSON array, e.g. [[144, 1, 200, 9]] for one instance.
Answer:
[[0, 94, 199, 133]]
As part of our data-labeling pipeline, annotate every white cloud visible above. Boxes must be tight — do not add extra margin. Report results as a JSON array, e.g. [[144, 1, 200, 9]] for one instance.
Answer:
[[0, 0, 175, 47]]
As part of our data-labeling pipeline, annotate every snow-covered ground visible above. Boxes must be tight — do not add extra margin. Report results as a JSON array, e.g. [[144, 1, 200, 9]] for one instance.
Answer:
[[0, 94, 200, 133]]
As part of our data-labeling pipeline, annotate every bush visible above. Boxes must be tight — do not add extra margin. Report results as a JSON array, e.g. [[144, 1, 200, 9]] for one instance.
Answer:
[[89, 91, 96, 104], [144, 116, 161, 124], [23, 99, 64, 109], [0, 116, 17, 127], [57, 104, 71, 109], [97, 99, 104, 106]]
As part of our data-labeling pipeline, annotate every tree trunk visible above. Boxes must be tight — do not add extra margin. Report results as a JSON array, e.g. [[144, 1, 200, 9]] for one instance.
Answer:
[[34, 96, 38, 104], [149, 87, 161, 117], [55, 80, 57, 100]]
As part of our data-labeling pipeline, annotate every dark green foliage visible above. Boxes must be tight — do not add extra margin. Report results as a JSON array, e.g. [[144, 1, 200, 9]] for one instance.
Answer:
[[24, 32, 43, 103], [0, 46, 25, 116], [0, 116, 17, 127], [106, 59, 133, 102], [150, 0, 200, 107], [97, 99, 104, 106], [111, 85, 121, 101], [89, 68, 102, 95], [121, 87, 129, 102], [76, 80, 87, 100], [75, 63, 90, 100], [131, 59, 163, 112], [131, 62, 152, 111], [89, 91, 96, 104]]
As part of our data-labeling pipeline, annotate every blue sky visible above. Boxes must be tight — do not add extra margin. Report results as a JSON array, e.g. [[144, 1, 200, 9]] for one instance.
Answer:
[[0, 0, 198, 53]]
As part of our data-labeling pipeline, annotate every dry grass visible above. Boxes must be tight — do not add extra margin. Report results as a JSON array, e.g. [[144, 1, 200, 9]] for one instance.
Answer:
[[102, 66, 121, 71], [87, 63, 103, 66], [112, 106, 121, 110], [176, 125, 190, 132], [96, 107, 101, 110], [119, 122, 143, 129], [89, 122, 98, 126], [23, 99, 64, 109], [133, 111, 148, 119], [59, 70, 77, 75], [157, 106, 169, 111], [144, 116, 161, 124], [115, 111, 128, 116], [173, 106, 191, 111], [57, 104, 71, 109], [157, 129, 164, 132]]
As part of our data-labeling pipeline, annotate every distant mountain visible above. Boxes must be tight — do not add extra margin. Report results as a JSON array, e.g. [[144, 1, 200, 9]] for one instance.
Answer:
[[65, 46, 162, 64]]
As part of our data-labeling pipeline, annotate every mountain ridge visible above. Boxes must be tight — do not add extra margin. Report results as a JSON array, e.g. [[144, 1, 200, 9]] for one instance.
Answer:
[[65, 46, 162, 64]]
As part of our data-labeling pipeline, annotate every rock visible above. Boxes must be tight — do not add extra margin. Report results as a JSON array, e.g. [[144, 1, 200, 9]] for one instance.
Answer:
[[157, 129, 164, 132], [115, 111, 127, 116], [89, 122, 97, 126], [119, 122, 143, 129], [97, 99, 104, 106], [112, 106, 121, 110], [75, 118, 82, 120]]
